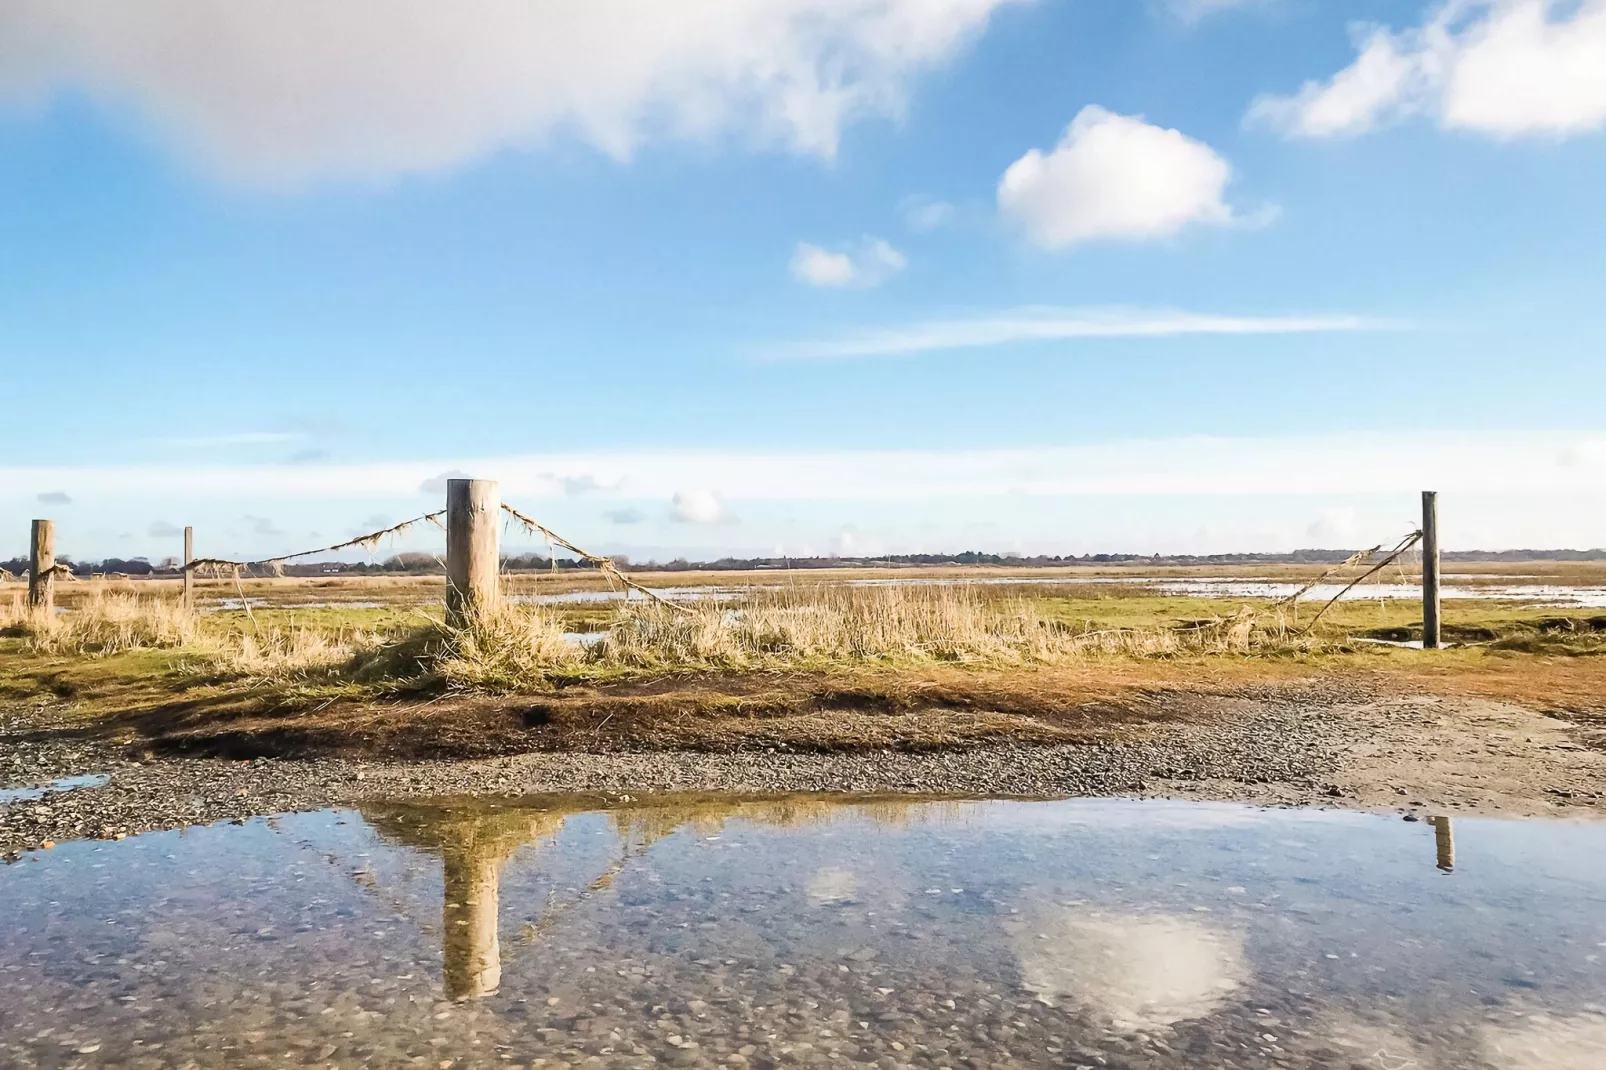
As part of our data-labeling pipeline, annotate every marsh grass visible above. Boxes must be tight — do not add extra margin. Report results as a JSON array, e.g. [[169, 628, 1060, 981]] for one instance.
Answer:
[[26, 576, 1604, 699], [0, 580, 1314, 693], [215, 625, 392, 679], [430, 584, 1303, 690], [432, 605, 580, 691], [2, 584, 197, 654], [0, 581, 397, 683]]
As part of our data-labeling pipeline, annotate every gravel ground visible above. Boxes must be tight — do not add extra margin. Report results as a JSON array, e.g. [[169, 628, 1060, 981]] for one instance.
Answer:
[[4, 681, 1604, 859]]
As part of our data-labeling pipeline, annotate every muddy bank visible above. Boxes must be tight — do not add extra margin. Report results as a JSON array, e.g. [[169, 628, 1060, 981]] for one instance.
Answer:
[[4, 681, 1603, 858]]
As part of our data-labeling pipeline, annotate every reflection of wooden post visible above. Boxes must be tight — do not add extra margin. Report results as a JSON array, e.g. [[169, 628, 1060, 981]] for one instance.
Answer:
[[1422, 491, 1441, 650], [28, 519, 55, 613], [446, 479, 500, 628], [442, 847, 502, 1000], [183, 526, 195, 613], [1429, 815, 1454, 872]]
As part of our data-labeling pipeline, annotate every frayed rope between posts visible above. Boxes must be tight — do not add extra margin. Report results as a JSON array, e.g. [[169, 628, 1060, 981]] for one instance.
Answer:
[[1296, 529, 1424, 636], [500, 502, 694, 614], [1, 564, 78, 583], [185, 511, 447, 578]]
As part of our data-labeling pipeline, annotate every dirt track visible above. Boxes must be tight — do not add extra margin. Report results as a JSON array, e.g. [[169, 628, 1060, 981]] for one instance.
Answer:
[[4, 677, 1604, 858]]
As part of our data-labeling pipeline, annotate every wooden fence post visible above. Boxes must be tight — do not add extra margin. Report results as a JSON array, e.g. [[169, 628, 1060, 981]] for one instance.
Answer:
[[183, 526, 195, 613], [446, 478, 501, 627], [1422, 491, 1440, 650], [28, 519, 55, 614]]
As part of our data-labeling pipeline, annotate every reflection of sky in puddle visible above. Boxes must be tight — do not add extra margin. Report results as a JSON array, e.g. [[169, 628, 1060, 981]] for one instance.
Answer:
[[2, 796, 1604, 1067], [0, 773, 109, 804]]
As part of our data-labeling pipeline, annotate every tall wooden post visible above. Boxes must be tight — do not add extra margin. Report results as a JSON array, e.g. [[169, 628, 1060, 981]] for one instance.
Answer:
[[1422, 491, 1440, 650], [446, 478, 500, 627], [182, 526, 195, 613], [28, 519, 55, 614]]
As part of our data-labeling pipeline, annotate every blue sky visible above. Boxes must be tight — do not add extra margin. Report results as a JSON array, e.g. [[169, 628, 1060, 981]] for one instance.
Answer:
[[3, 0, 1605, 562]]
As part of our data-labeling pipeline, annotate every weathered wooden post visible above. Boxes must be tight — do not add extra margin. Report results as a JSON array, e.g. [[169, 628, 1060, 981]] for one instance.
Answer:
[[446, 478, 501, 627], [1422, 490, 1440, 650], [28, 519, 55, 614], [183, 525, 195, 613]]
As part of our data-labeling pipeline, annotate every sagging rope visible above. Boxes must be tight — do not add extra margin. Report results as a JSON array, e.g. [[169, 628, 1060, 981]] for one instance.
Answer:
[[185, 511, 446, 578], [1272, 544, 1382, 611], [0, 563, 78, 583], [1297, 529, 1425, 635], [500, 502, 694, 614]]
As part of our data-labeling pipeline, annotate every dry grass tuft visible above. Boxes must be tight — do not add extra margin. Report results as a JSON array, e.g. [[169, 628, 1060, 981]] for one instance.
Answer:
[[1, 580, 1314, 696], [433, 605, 581, 691], [212, 625, 391, 680], [597, 585, 1299, 671], [2, 585, 198, 654]]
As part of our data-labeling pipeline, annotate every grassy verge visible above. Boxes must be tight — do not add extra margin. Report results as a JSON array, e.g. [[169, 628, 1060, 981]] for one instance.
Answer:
[[4, 577, 1604, 759]]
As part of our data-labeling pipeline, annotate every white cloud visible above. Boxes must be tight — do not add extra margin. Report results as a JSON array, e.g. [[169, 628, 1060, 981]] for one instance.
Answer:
[[790, 238, 907, 288], [670, 489, 726, 524], [1248, 29, 1422, 138], [998, 106, 1238, 248], [0, 0, 1021, 188], [899, 195, 955, 231], [774, 306, 1380, 359], [1249, 1, 1606, 139], [790, 245, 857, 287]]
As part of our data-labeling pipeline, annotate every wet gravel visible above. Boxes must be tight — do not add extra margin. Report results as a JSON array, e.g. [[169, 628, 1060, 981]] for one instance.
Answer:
[[0, 688, 1369, 858]]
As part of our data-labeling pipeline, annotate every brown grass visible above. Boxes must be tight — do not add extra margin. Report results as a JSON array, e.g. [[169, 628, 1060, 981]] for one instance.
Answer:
[[2, 584, 197, 654]]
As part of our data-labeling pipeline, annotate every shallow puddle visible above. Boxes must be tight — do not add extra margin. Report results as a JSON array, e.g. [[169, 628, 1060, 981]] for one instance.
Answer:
[[0, 774, 110, 805], [2, 796, 1603, 1069]]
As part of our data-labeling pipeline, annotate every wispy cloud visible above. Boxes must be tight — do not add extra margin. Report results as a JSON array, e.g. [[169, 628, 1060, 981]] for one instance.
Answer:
[[11, 431, 1606, 557], [769, 306, 1386, 359], [8, 431, 1603, 505]]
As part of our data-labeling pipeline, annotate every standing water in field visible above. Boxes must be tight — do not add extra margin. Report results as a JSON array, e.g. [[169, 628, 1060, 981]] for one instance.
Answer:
[[1, 796, 1603, 1069]]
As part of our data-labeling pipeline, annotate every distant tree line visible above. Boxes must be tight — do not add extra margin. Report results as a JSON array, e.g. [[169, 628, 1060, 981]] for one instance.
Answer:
[[8, 546, 1606, 579]]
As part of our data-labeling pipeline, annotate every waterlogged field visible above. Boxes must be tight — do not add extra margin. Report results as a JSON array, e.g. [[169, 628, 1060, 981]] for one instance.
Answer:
[[2, 794, 1604, 1069]]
